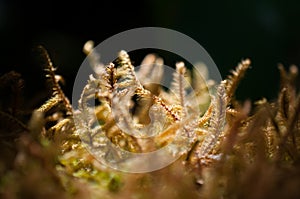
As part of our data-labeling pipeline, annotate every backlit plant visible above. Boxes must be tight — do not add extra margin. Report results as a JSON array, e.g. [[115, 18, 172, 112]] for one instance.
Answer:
[[0, 43, 300, 199]]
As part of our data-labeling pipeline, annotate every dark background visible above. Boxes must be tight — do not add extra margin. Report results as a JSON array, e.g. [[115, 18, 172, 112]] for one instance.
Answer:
[[1, 0, 300, 104]]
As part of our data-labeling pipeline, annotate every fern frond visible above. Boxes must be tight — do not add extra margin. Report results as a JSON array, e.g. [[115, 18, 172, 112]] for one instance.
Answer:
[[276, 94, 300, 161], [37, 95, 61, 113], [83, 41, 116, 99], [104, 63, 117, 93], [170, 62, 188, 109], [116, 50, 142, 90], [115, 51, 179, 124], [277, 87, 288, 120], [77, 74, 101, 129], [196, 83, 227, 158], [278, 64, 298, 89], [152, 95, 180, 122], [38, 46, 72, 115], [46, 118, 74, 140], [92, 63, 117, 104], [278, 64, 298, 118], [224, 59, 251, 102]]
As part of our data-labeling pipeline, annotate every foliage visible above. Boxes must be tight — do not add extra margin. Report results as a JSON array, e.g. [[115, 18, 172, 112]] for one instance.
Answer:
[[0, 44, 300, 199]]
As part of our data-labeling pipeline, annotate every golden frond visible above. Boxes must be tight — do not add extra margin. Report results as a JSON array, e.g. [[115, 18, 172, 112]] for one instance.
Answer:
[[105, 63, 117, 93], [37, 95, 61, 113], [116, 50, 141, 89], [224, 59, 251, 102], [170, 62, 188, 111], [196, 83, 227, 159], [38, 46, 73, 116]]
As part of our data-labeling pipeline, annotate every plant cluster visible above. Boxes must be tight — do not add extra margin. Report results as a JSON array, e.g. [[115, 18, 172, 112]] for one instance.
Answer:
[[0, 44, 300, 199]]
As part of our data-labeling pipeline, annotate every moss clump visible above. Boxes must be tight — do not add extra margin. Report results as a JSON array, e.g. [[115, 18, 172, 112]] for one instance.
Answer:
[[0, 45, 300, 199]]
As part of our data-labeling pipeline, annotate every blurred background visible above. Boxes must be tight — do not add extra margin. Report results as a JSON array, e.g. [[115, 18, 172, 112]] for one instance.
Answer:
[[0, 0, 300, 103]]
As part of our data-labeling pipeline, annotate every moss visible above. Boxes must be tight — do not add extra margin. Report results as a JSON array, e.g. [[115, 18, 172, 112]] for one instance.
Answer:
[[0, 46, 300, 198]]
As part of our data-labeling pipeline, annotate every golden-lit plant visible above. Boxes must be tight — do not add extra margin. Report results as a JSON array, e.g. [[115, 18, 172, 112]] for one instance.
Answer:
[[0, 43, 300, 199]]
